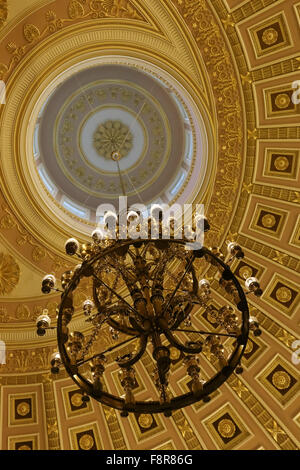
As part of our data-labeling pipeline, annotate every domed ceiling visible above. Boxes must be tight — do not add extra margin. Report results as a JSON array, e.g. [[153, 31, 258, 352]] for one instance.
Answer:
[[36, 62, 202, 215], [0, 0, 299, 452]]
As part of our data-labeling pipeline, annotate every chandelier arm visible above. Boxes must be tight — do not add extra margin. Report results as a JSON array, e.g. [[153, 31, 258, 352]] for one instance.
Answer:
[[151, 251, 168, 277], [173, 329, 238, 338], [116, 334, 148, 368], [160, 253, 196, 318], [90, 239, 182, 265], [108, 270, 122, 304], [164, 262, 197, 295], [163, 329, 203, 354]]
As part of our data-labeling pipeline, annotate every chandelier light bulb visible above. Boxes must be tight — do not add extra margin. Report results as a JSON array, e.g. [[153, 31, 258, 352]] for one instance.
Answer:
[[195, 214, 210, 232], [104, 211, 118, 225], [249, 316, 262, 336], [41, 274, 56, 294], [36, 312, 51, 336], [91, 229, 104, 242], [199, 279, 210, 290], [245, 277, 263, 297], [83, 299, 94, 316], [127, 210, 139, 222], [50, 351, 61, 374], [65, 238, 80, 256], [227, 241, 244, 259]]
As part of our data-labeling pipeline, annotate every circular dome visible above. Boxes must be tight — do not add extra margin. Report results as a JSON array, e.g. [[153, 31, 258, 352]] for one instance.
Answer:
[[35, 63, 198, 220], [2, 50, 214, 241]]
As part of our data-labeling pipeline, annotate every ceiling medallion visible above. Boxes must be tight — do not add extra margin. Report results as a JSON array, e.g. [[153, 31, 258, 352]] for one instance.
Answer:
[[274, 156, 289, 171], [79, 434, 95, 450], [138, 413, 154, 429], [271, 370, 291, 390], [274, 93, 291, 109], [261, 214, 276, 229], [275, 286, 292, 303], [16, 401, 30, 417], [217, 418, 236, 438], [261, 27, 279, 46], [71, 392, 84, 407], [36, 186, 264, 416], [93, 120, 133, 159]]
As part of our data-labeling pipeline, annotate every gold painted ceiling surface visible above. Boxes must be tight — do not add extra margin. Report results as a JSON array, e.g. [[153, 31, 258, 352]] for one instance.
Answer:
[[0, 0, 299, 451]]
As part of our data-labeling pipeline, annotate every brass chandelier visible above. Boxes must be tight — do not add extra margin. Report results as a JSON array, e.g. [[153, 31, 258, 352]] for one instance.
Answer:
[[36, 152, 263, 417]]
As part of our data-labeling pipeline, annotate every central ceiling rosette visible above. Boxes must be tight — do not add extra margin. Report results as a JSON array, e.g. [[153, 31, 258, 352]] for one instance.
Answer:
[[93, 120, 133, 159]]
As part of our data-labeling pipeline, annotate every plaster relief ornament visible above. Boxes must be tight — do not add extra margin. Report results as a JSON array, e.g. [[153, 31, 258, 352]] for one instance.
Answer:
[[79, 434, 94, 450], [272, 370, 291, 390], [0, 253, 20, 295], [93, 120, 133, 159], [274, 156, 289, 171], [218, 418, 236, 438], [16, 401, 30, 417], [0, 0, 8, 29], [261, 27, 278, 46]]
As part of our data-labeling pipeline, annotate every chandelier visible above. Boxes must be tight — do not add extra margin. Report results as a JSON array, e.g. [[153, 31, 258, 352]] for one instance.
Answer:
[[36, 152, 263, 417]]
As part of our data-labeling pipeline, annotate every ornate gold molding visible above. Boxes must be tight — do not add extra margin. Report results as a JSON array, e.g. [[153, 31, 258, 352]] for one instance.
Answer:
[[170, 0, 244, 247], [0, 252, 20, 295], [0, 204, 70, 272], [0, 0, 7, 30], [0, 0, 156, 82]]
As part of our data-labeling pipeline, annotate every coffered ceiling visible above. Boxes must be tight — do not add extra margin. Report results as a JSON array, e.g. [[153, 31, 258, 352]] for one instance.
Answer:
[[0, 0, 299, 451]]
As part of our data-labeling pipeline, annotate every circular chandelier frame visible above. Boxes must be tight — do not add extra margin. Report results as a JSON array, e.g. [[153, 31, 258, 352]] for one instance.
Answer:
[[56, 238, 250, 416]]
